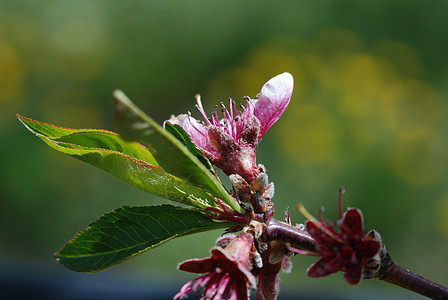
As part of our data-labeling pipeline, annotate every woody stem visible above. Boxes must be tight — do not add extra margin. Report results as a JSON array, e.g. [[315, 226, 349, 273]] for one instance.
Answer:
[[378, 252, 448, 299], [263, 219, 448, 299], [263, 219, 317, 253]]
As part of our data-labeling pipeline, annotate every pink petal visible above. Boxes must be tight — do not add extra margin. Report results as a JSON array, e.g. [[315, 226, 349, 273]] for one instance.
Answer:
[[214, 232, 254, 271], [233, 279, 251, 300], [307, 257, 342, 278], [343, 264, 363, 285], [212, 273, 231, 300], [204, 273, 221, 299], [178, 257, 213, 274], [281, 256, 293, 273], [357, 240, 381, 259], [342, 208, 364, 237], [305, 220, 335, 246], [192, 274, 211, 291], [165, 114, 215, 154], [305, 220, 321, 238], [230, 287, 238, 300], [252, 72, 294, 139], [174, 278, 196, 299], [215, 234, 237, 248], [210, 248, 257, 288], [258, 270, 281, 300]]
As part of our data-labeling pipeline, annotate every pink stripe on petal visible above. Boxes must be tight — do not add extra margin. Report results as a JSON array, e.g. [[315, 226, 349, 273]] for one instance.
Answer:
[[213, 274, 231, 300], [230, 286, 238, 300], [204, 273, 221, 299], [173, 279, 196, 299], [253, 72, 294, 139]]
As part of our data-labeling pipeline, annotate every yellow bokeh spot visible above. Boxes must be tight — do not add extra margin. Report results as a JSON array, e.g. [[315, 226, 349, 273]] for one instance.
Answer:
[[387, 79, 443, 134], [0, 44, 25, 101], [436, 194, 448, 238], [391, 127, 448, 186], [278, 102, 341, 166], [42, 85, 103, 129], [374, 40, 423, 78], [208, 29, 445, 187], [208, 40, 307, 104], [0, 42, 25, 127], [50, 20, 112, 81]]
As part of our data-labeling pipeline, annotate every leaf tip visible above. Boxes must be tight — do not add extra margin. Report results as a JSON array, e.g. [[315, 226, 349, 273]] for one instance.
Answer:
[[16, 114, 36, 134], [113, 89, 131, 106], [16, 113, 27, 123]]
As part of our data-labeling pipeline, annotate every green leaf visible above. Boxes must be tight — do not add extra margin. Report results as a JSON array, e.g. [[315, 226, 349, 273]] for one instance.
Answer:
[[114, 90, 242, 213], [56, 205, 230, 272], [165, 122, 214, 172], [17, 114, 219, 208], [18, 114, 158, 164]]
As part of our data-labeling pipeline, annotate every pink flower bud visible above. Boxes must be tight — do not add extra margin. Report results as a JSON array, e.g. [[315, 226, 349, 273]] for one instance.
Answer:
[[166, 73, 294, 184], [174, 232, 256, 300]]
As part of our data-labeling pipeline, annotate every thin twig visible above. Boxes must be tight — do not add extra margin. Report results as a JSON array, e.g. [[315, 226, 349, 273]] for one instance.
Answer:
[[264, 219, 448, 299], [378, 253, 448, 299], [263, 219, 317, 253]]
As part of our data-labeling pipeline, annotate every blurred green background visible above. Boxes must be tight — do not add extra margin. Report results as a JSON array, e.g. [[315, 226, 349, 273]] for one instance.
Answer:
[[1, 0, 447, 299]]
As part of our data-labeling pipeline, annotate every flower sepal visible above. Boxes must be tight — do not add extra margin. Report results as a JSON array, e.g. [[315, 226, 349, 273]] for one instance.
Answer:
[[174, 232, 257, 300], [305, 208, 381, 285]]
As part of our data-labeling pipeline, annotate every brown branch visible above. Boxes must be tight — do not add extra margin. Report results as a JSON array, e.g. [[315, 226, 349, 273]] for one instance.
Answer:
[[263, 219, 448, 299], [262, 218, 317, 253], [378, 253, 448, 299]]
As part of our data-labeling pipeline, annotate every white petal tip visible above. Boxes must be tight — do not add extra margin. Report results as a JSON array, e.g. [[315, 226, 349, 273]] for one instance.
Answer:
[[260, 72, 294, 100], [272, 72, 294, 87]]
